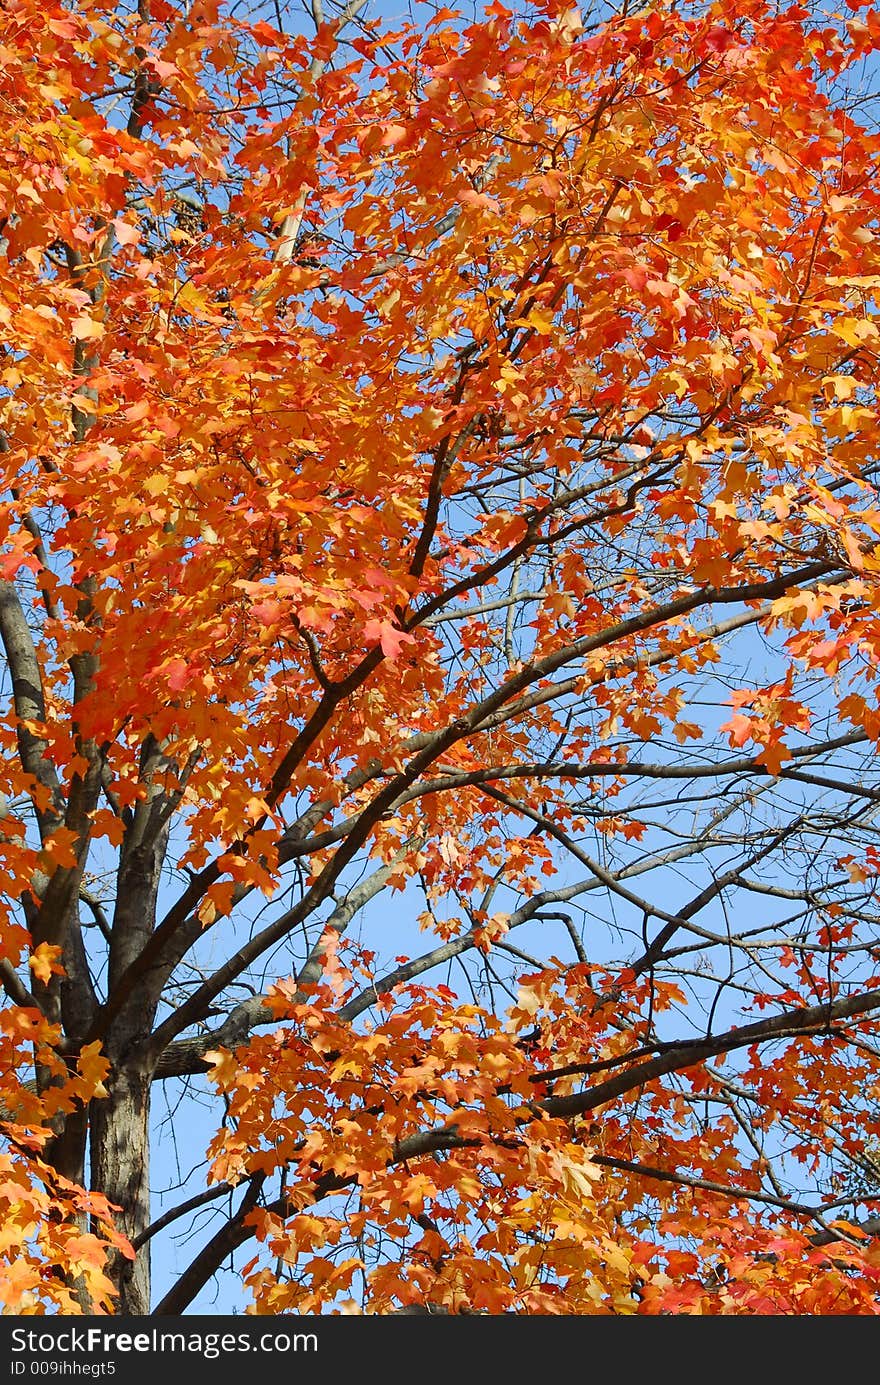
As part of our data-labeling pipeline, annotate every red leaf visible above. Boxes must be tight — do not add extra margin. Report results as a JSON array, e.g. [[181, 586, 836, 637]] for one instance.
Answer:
[[363, 619, 416, 660]]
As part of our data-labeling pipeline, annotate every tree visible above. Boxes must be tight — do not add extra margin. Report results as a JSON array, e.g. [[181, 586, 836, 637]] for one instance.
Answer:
[[3, 0, 880, 1317]]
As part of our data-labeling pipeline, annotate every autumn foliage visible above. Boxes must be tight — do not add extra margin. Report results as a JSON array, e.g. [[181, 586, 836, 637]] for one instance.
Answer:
[[4, 0, 880, 1314]]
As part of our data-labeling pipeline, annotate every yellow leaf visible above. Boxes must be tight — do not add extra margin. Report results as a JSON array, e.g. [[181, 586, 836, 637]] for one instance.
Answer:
[[832, 317, 878, 349], [71, 315, 104, 341], [77, 1042, 110, 1098], [515, 308, 555, 335], [822, 374, 858, 401], [204, 1048, 239, 1090], [28, 943, 64, 985]]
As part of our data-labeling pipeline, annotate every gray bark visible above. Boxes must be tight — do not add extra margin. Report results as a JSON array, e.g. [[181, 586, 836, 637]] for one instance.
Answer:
[[90, 1066, 152, 1315]]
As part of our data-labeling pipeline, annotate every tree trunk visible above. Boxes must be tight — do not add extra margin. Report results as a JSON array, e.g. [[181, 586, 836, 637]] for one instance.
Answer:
[[89, 1065, 152, 1314], [84, 796, 173, 1312]]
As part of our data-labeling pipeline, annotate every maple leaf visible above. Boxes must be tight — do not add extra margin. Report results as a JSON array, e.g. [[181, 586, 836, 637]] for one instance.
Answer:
[[754, 738, 792, 776], [28, 944, 64, 985], [704, 23, 736, 53], [112, 218, 140, 247], [362, 619, 416, 659], [251, 597, 285, 626], [76, 1042, 110, 1099], [721, 712, 755, 748], [204, 1048, 239, 1093], [163, 657, 191, 692], [70, 315, 103, 341]]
